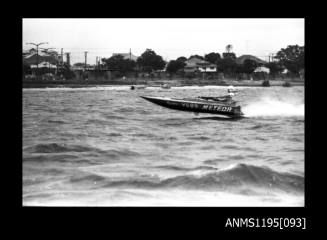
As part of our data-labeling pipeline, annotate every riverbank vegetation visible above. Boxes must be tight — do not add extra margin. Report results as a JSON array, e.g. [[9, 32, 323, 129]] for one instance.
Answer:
[[23, 45, 304, 86]]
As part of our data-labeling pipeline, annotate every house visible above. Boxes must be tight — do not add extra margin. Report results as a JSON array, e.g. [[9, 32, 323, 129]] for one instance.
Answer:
[[184, 57, 217, 73], [71, 64, 94, 71], [71, 66, 85, 71], [112, 53, 138, 61], [236, 55, 267, 65], [30, 62, 57, 69], [254, 66, 270, 73], [282, 69, 289, 74]]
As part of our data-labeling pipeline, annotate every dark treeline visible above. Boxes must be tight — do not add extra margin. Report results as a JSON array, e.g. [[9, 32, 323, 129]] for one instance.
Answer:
[[23, 45, 304, 81]]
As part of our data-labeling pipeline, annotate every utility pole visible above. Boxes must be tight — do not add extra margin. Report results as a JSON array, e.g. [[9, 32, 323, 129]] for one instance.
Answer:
[[65, 52, 71, 67], [269, 53, 275, 63], [271, 53, 275, 62], [40, 47, 55, 76], [129, 48, 131, 60], [26, 42, 48, 80], [61, 48, 64, 73], [84, 51, 88, 70]]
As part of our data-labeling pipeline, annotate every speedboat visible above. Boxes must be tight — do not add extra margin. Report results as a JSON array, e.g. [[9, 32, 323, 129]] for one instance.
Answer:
[[141, 95, 244, 118], [161, 84, 171, 89], [131, 85, 147, 90]]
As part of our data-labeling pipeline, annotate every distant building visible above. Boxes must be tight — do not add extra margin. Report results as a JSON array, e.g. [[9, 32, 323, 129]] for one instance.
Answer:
[[254, 66, 270, 73], [236, 55, 267, 65], [30, 62, 57, 69], [112, 53, 138, 61], [184, 57, 217, 73], [71, 64, 94, 71], [23, 51, 59, 65]]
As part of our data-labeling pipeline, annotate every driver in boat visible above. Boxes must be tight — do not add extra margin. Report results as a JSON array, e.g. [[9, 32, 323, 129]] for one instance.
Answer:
[[198, 86, 238, 103], [224, 86, 238, 103], [227, 86, 237, 97]]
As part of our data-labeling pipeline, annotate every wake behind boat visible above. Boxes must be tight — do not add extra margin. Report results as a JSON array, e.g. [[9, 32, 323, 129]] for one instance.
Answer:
[[141, 95, 244, 118]]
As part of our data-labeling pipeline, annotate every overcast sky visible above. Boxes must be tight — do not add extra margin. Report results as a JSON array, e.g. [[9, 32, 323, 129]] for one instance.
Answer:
[[23, 18, 304, 64]]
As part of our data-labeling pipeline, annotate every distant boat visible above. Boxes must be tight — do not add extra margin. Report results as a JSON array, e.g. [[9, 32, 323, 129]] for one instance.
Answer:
[[161, 84, 171, 89], [262, 80, 270, 87], [282, 82, 291, 87], [131, 85, 147, 90]]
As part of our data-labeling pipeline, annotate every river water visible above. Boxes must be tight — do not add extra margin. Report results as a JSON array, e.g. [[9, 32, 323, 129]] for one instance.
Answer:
[[23, 85, 304, 206]]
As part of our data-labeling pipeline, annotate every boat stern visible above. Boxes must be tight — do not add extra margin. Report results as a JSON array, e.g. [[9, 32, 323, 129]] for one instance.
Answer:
[[232, 106, 244, 118]]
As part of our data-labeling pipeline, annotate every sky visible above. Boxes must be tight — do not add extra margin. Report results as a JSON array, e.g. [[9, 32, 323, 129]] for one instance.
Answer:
[[23, 18, 304, 65]]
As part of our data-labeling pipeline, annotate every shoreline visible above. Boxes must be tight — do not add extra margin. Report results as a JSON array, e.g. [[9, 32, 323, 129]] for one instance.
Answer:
[[23, 78, 304, 88]]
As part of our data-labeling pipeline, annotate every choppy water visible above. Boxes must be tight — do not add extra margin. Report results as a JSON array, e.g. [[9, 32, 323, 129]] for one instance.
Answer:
[[23, 85, 304, 206]]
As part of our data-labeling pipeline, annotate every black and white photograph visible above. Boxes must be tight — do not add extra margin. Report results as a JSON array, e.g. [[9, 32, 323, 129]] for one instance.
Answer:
[[22, 18, 304, 207]]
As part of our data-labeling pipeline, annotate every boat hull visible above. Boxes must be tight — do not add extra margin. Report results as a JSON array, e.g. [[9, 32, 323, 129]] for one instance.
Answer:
[[141, 96, 244, 118]]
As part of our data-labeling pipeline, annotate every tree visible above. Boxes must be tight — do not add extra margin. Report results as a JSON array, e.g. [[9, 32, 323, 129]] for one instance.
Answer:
[[274, 45, 304, 74], [204, 52, 221, 64], [23, 61, 31, 75], [166, 60, 186, 74], [220, 50, 237, 74], [218, 57, 237, 74], [102, 55, 136, 75], [137, 49, 166, 73], [188, 55, 204, 60], [61, 63, 75, 80], [176, 56, 187, 62], [73, 62, 86, 67], [242, 59, 257, 74], [265, 62, 285, 76], [226, 44, 233, 53], [235, 64, 244, 74], [222, 52, 236, 60]]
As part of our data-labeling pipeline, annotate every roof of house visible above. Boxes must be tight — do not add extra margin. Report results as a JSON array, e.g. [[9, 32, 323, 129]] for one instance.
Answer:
[[30, 62, 57, 69], [236, 55, 267, 65], [185, 57, 211, 67], [24, 53, 58, 65], [184, 57, 217, 72], [254, 66, 270, 73], [112, 53, 138, 61]]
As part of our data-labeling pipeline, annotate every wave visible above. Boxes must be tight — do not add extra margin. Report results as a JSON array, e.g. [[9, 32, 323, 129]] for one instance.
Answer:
[[203, 158, 230, 165], [70, 174, 107, 183], [101, 149, 141, 159], [102, 114, 126, 120], [47, 120, 66, 124], [24, 143, 141, 163], [188, 136, 211, 141], [159, 118, 194, 127], [155, 165, 217, 171], [24, 143, 96, 153], [248, 123, 274, 130], [107, 133, 122, 137], [68, 163, 304, 195], [23, 154, 95, 165], [86, 119, 108, 125]]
